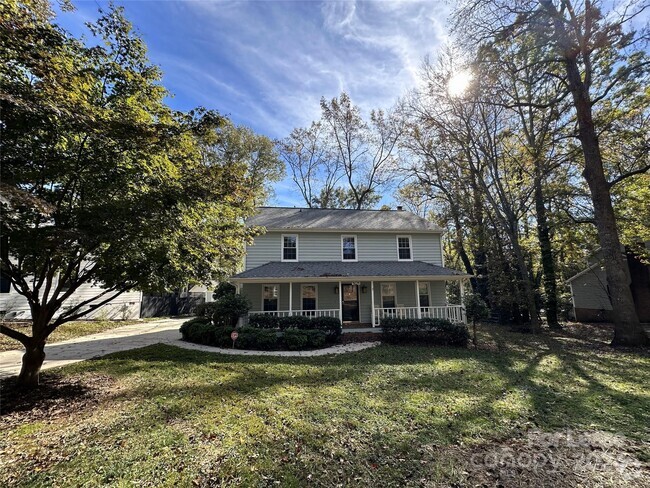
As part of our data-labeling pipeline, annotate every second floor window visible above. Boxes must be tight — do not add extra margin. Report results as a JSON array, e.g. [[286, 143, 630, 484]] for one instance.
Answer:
[[397, 236, 412, 261], [282, 235, 298, 261], [341, 235, 357, 261]]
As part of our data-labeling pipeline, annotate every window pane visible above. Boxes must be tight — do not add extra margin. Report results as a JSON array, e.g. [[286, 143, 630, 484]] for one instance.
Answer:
[[381, 283, 396, 308], [283, 236, 297, 260], [263, 299, 278, 311], [263, 285, 278, 299], [381, 283, 395, 296], [342, 236, 356, 260], [283, 247, 297, 260], [302, 285, 316, 299], [302, 298, 316, 310], [398, 237, 411, 260]]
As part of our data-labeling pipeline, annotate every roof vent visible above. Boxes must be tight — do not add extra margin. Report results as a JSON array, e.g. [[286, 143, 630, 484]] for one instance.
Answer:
[[396, 206, 404, 211]]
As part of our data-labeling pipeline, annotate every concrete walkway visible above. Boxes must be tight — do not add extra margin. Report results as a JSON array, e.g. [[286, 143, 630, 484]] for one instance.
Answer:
[[0, 318, 380, 379]]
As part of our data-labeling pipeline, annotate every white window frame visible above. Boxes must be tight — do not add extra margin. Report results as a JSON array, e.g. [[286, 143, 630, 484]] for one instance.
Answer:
[[262, 284, 280, 311], [281, 234, 299, 262], [300, 283, 318, 311], [396, 235, 413, 261], [418, 281, 431, 307], [341, 234, 358, 262], [380, 282, 397, 308]]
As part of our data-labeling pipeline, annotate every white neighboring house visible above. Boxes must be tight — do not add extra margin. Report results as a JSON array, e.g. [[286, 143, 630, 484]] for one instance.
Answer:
[[0, 271, 142, 321]]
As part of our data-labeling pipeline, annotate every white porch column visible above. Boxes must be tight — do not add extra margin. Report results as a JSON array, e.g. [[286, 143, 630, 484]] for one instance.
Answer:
[[338, 281, 343, 323], [370, 280, 375, 326], [415, 280, 422, 319], [289, 282, 293, 316]]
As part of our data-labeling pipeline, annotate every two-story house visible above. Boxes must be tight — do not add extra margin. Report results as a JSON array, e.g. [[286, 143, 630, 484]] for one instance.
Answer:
[[230, 207, 470, 326]]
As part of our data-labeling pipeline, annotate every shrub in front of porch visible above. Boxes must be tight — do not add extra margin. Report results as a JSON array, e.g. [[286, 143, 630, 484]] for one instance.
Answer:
[[381, 318, 469, 347], [248, 315, 342, 342], [179, 318, 333, 351]]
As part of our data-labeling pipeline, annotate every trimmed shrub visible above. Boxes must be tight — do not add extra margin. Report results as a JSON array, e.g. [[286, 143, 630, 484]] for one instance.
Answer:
[[235, 327, 278, 350], [180, 317, 210, 335], [248, 314, 280, 329], [180, 319, 233, 347], [278, 315, 311, 330], [381, 318, 469, 347], [309, 316, 343, 341], [211, 294, 252, 327], [283, 329, 327, 350]]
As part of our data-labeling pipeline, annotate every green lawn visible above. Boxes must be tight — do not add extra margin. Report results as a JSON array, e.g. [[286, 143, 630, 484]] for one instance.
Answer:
[[1, 324, 648, 487], [0, 319, 154, 352]]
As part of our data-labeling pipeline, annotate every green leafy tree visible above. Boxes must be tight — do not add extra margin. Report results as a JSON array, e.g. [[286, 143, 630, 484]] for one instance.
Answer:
[[0, 2, 264, 386]]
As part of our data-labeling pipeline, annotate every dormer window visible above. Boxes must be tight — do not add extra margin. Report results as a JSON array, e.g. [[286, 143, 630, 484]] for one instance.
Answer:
[[397, 235, 412, 261], [282, 234, 298, 261], [341, 235, 357, 261]]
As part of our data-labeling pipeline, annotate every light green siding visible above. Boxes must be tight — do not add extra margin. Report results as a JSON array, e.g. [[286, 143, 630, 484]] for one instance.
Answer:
[[245, 231, 443, 270]]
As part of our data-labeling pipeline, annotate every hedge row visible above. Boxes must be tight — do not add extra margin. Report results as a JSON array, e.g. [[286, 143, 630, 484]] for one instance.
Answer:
[[247, 314, 342, 341], [380, 317, 469, 347], [179, 319, 328, 351]]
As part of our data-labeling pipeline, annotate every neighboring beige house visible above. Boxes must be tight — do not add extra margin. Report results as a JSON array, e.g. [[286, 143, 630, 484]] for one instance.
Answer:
[[566, 242, 650, 323], [230, 207, 471, 326]]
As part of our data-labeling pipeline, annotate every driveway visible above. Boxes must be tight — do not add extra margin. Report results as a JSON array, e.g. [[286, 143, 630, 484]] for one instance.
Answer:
[[0, 318, 186, 379]]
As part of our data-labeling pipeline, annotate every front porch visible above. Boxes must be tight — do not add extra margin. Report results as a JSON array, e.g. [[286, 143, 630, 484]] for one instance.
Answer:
[[235, 279, 469, 326]]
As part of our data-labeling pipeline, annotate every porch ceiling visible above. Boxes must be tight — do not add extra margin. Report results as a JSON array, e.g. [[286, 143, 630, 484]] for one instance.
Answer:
[[231, 261, 470, 282]]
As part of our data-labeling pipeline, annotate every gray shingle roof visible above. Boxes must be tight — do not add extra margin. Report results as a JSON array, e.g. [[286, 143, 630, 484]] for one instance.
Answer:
[[232, 261, 468, 280], [246, 207, 442, 232]]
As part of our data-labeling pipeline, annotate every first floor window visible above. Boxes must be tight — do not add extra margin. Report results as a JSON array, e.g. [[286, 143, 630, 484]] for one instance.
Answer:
[[418, 282, 430, 307], [263, 284, 279, 311], [381, 283, 396, 308], [282, 235, 297, 261], [301, 284, 317, 311]]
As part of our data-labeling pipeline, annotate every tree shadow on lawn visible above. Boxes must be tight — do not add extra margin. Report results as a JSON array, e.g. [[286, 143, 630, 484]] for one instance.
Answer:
[[2, 330, 649, 487]]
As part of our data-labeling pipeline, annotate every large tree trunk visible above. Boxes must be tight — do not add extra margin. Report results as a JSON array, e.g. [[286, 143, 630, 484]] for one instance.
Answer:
[[534, 173, 560, 329], [563, 57, 647, 346], [511, 231, 541, 333], [17, 310, 51, 387], [17, 340, 46, 387]]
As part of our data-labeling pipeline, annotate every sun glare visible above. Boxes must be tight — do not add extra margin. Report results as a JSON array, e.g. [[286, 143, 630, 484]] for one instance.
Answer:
[[447, 70, 473, 97]]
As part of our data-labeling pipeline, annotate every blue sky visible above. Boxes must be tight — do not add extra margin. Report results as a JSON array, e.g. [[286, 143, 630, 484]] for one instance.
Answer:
[[56, 1, 451, 206]]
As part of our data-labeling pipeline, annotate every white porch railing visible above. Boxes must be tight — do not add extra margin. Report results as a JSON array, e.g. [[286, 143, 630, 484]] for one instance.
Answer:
[[252, 309, 340, 318], [373, 305, 466, 326]]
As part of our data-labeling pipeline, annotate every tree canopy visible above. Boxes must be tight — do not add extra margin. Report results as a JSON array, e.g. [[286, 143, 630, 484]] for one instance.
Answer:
[[0, 0, 282, 385]]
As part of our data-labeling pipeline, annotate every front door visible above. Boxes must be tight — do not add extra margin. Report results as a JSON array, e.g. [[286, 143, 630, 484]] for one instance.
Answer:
[[342, 284, 359, 322]]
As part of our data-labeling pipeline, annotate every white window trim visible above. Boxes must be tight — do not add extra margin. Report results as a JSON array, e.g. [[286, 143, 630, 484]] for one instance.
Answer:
[[380, 282, 397, 308], [341, 234, 358, 262], [418, 281, 431, 307], [281, 234, 299, 262], [261, 284, 280, 311], [396, 235, 413, 261], [300, 283, 318, 311]]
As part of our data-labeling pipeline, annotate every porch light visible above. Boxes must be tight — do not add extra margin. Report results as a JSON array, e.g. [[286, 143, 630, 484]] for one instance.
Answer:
[[334, 286, 339, 294], [361, 285, 367, 293]]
